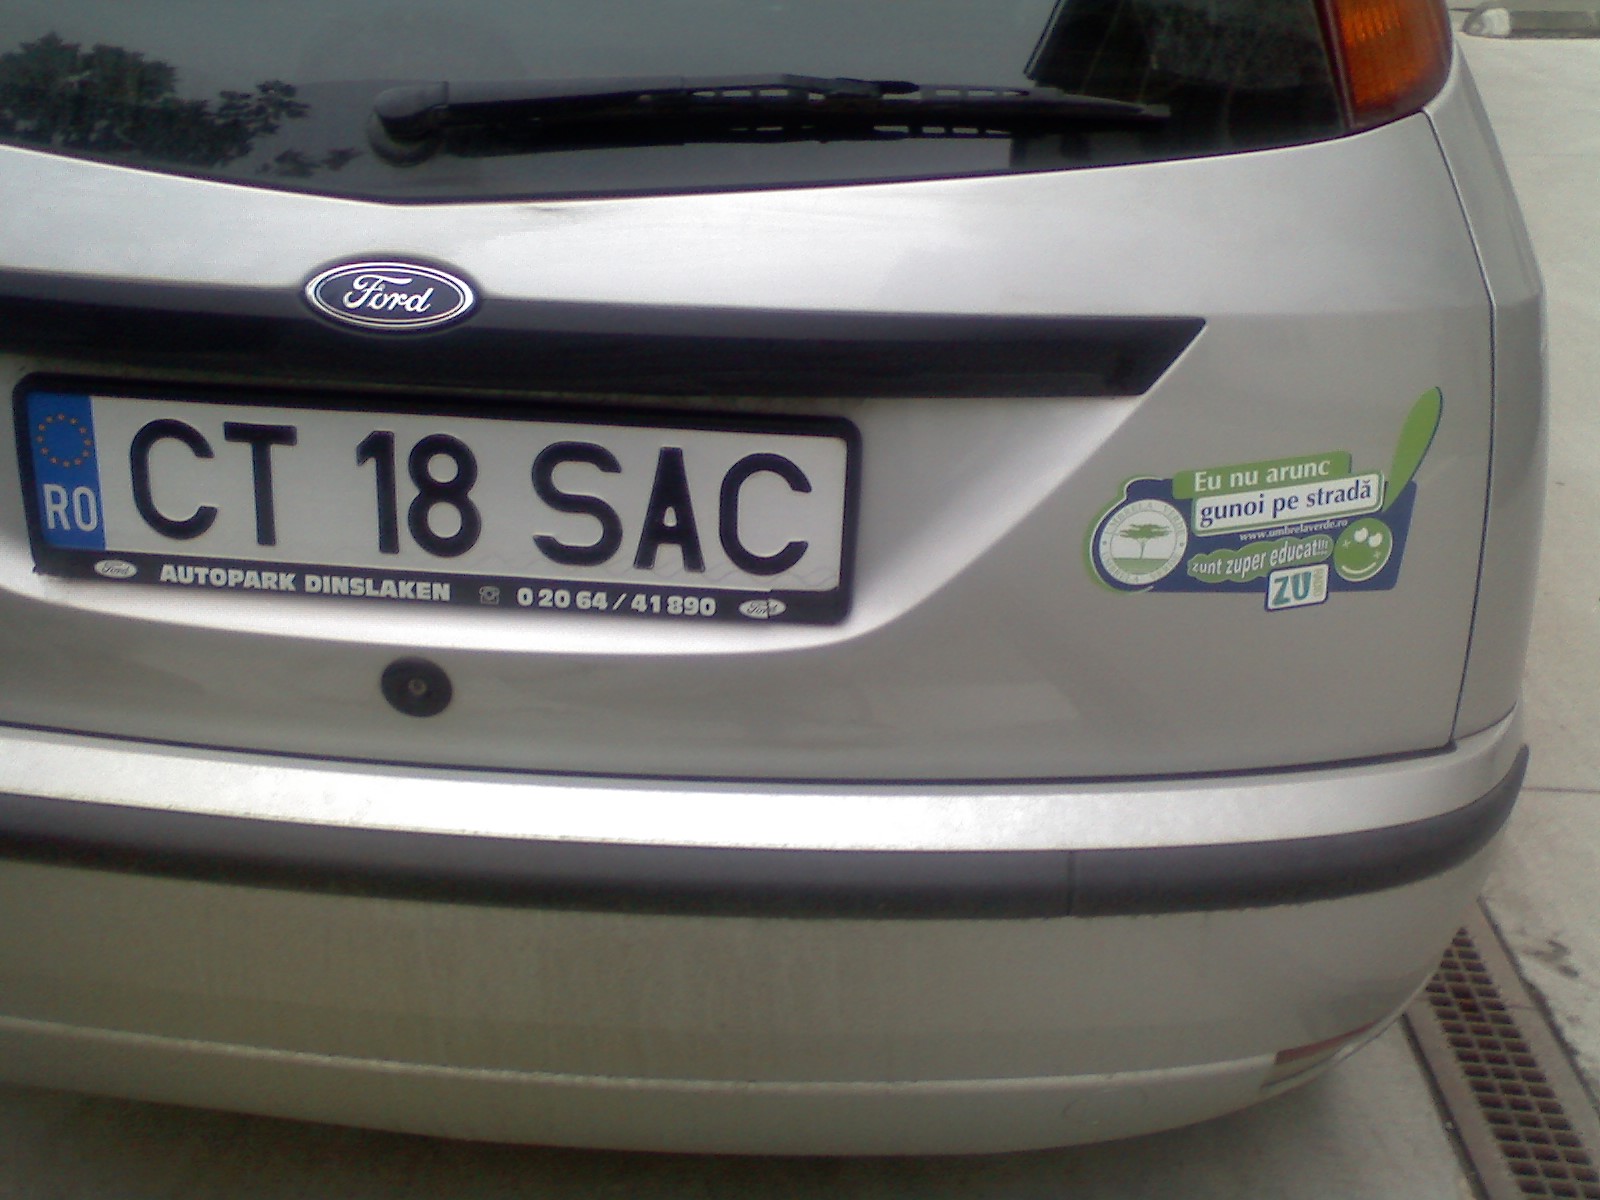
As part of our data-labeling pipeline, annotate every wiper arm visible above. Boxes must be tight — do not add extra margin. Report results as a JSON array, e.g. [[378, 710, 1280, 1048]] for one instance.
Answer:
[[369, 75, 1166, 162]]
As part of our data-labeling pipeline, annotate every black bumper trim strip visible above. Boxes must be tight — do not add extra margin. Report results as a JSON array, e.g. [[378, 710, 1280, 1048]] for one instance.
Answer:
[[1071, 747, 1526, 915], [0, 268, 1202, 399], [0, 748, 1525, 918]]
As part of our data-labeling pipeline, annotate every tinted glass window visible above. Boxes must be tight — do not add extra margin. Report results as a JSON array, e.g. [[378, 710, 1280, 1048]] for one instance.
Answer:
[[0, 0, 1342, 199]]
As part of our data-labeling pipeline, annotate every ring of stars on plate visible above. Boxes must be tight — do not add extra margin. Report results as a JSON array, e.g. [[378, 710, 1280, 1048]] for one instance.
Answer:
[[35, 412, 94, 469]]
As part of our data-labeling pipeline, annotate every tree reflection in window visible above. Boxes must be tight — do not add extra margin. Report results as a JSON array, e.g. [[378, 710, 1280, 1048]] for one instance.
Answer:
[[0, 33, 356, 176]]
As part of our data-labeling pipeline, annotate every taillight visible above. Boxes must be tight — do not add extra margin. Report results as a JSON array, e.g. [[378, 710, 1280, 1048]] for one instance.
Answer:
[[1320, 0, 1454, 129]]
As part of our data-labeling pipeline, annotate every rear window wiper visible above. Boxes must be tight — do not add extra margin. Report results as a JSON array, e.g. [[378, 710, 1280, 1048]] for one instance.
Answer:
[[369, 75, 1167, 162]]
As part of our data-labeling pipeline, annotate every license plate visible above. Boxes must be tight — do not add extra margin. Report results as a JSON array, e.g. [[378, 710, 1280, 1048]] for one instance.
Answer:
[[17, 383, 858, 624]]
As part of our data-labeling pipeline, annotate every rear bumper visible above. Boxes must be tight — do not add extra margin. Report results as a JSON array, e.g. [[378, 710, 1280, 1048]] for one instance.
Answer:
[[0, 710, 1526, 917], [0, 730, 1524, 918], [0, 715, 1524, 1152], [0, 850, 1496, 1153]]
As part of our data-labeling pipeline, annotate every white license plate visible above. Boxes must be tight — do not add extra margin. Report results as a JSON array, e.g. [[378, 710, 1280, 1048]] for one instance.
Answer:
[[18, 384, 858, 624]]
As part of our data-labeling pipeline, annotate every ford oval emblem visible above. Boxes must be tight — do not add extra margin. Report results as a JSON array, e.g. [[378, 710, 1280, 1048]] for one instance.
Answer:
[[304, 260, 476, 332], [738, 598, 787, 620], [94, 558, 138, 579]]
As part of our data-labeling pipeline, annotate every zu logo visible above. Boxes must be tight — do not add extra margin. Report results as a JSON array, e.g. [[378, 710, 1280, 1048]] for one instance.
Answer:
[[1266, 564, 1329, 612]]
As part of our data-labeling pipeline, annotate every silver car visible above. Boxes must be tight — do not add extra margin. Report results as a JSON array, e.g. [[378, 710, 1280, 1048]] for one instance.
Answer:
[[0, 0, 1542, 1155]]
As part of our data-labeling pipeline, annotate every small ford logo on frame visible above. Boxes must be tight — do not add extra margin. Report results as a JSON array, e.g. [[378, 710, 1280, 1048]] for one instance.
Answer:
[[303, 260, 476, 332]]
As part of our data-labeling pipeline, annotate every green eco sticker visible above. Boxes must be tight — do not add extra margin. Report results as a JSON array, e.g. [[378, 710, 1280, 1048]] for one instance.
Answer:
[[1087, 388, 1442, 610]]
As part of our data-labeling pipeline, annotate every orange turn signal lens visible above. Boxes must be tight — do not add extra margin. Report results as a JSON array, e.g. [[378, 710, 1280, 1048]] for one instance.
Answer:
[[1323, 0, 1454, 129]]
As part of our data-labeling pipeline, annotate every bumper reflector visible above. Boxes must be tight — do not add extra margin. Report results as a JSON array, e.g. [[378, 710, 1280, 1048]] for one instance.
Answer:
[[1262, 1021, 1379, 1090]]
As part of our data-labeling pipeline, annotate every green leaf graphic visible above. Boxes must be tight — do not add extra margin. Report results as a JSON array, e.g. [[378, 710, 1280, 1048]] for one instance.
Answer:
[[1383, 388, 1443, 511]]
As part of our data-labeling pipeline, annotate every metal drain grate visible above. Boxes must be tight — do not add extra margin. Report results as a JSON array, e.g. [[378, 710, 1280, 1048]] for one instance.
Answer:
[[1407, 902, 1600, 1200]]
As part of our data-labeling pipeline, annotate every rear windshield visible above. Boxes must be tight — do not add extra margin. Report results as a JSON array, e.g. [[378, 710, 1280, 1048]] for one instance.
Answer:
[[0, 0, 1343, 200]]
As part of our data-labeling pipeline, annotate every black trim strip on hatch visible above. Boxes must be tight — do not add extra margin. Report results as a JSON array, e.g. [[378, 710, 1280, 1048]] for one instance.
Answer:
[[0, 748, 1526, 918], [0, 268, 1203, 399]]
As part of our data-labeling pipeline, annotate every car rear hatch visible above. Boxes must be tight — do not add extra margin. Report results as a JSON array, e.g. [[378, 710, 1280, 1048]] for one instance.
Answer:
[[0, 0, 1492, 782]]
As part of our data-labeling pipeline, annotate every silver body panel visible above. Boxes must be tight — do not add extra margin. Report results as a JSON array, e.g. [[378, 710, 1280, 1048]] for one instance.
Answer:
[[0, 82, 1511, 778], [0, 54, 1546, 1152]]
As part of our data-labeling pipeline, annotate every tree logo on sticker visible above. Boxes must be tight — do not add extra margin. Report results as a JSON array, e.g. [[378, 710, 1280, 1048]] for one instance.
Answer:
[[1095, 498, 1188, 586]]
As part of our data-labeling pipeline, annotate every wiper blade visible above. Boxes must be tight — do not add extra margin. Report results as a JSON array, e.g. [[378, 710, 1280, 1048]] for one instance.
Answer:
[[369, 75, 1166, 161]]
